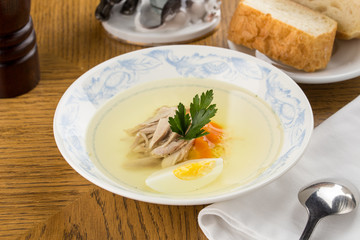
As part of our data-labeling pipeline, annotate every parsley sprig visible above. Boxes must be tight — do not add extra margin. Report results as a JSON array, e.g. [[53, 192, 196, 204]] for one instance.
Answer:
[[168, 90, 217, 140]]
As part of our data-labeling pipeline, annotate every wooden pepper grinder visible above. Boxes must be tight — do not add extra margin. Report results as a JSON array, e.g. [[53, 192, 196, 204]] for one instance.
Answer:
[[0, 0, 40, 98]]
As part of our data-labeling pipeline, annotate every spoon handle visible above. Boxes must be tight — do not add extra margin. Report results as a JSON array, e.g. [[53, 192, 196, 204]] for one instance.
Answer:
[[299, 214, 320, 240]]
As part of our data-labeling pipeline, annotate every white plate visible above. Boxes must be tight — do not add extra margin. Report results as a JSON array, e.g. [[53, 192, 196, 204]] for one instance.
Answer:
[[228, 39, 360, 84], [102, 0, 220, 45], [53, 45, 313, 205]]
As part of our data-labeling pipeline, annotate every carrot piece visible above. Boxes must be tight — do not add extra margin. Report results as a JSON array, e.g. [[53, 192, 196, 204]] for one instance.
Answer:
[[203, 122, 223, 144], [193, 137, 213, 158], [188, 121, 224, 159]]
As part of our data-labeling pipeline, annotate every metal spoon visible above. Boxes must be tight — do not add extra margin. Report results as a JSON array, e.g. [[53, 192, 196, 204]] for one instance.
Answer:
[[298, 179, 359, 240]]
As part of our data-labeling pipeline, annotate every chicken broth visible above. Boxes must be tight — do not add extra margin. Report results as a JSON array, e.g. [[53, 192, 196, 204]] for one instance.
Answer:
[[86, 78, 283, 196]]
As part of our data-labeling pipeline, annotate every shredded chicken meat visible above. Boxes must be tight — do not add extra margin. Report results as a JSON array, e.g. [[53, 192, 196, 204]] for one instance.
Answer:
[[126, 106, 195, 168]]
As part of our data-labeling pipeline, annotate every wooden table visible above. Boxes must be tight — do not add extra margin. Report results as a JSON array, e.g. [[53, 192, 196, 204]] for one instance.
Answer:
[[1, 0, 359, 239]]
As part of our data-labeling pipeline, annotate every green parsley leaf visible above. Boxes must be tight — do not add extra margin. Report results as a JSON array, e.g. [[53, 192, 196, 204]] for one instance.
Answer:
[[168, 90, 217, 140], [168, 103, 191, 136]]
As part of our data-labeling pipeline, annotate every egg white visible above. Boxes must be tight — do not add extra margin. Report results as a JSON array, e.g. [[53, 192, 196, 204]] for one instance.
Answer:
[[145, 158, 223, 193]]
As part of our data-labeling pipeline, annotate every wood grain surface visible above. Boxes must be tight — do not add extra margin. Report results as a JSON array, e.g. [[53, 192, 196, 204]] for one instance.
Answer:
[[0, 0, 359, 239]]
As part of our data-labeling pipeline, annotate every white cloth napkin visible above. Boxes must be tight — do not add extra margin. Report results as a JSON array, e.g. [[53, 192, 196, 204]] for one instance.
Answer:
[[198, 95, 360, 240]]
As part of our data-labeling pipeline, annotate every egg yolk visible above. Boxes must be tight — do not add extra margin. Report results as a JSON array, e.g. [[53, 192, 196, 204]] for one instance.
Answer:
[[173, 160, 216, 180]]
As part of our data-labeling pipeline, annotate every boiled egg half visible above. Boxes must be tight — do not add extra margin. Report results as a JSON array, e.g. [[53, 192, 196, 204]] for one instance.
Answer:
[[145, 158, 223, 193]]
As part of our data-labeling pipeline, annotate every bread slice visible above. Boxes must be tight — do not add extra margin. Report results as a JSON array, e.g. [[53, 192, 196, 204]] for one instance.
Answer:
[[292, 0, 360, 39], [228, 0, 337, 72]]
